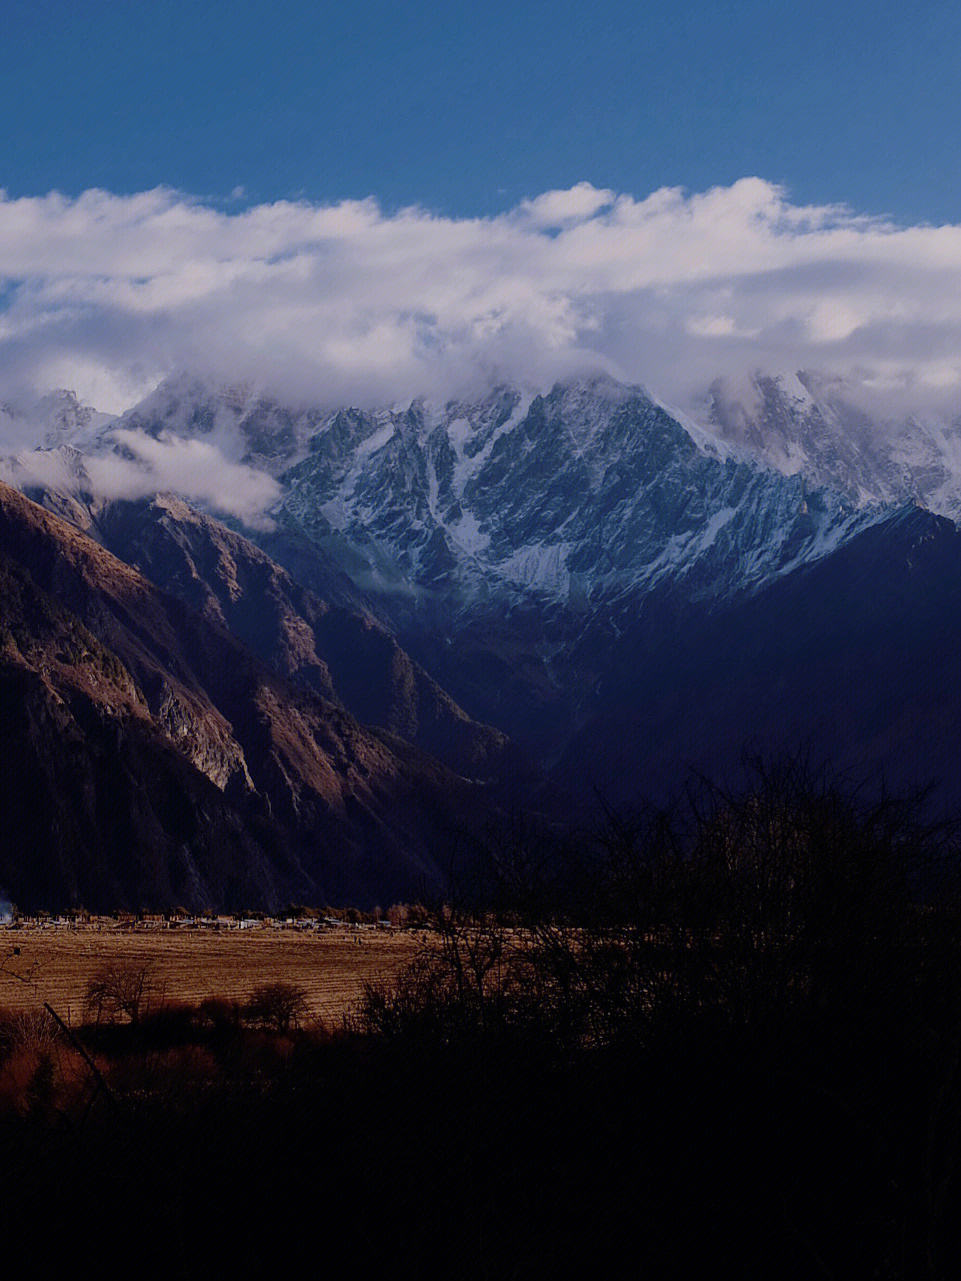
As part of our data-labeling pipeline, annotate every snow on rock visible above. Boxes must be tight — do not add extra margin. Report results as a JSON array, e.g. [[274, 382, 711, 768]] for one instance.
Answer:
[[1, 372, 894, 636], [704, 370, 961, 521], [268, 375, 885, 632]]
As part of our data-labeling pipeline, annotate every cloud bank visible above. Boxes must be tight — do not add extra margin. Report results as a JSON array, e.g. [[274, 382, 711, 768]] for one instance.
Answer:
[[2, 178, 961, 419], [0, 427, 281, 529], [87, 431, 282, 527]]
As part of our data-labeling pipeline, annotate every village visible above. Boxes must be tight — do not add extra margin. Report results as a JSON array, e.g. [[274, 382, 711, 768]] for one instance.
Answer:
[[0, 905, 425, 933]]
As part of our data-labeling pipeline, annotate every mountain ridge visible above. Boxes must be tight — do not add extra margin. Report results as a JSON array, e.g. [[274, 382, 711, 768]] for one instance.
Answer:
[[0, 480, 502, 912], [5, 370, 961, 822]]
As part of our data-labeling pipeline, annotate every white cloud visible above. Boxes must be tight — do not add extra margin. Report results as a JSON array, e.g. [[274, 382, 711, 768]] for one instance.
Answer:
[[87, 430, 281, 528], [0, 428, 281, 529], [518, 182, 616, 227], [2, 178, 961, 420]]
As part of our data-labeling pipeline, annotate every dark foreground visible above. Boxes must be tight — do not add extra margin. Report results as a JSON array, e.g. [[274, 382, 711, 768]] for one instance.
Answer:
[[0, 1002, 955, 1277], [3, 762, 961, 1277]]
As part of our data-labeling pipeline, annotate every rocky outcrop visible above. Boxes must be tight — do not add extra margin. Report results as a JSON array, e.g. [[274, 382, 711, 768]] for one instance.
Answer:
[[92, 494, 523, 782], [0, 481, 490, 912]]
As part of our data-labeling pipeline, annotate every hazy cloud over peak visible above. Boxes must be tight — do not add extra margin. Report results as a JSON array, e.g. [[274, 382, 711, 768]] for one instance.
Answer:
[[2, 179, 961, 418]]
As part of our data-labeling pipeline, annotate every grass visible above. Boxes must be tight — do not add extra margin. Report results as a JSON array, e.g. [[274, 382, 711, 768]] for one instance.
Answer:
[[0, 925, 421, 1028]]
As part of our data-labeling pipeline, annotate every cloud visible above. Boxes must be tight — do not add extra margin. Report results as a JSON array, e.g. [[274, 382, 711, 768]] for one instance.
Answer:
[[87, 431, 282, 528], [2, 178, 961, 421], [0, 429, 281, 529]]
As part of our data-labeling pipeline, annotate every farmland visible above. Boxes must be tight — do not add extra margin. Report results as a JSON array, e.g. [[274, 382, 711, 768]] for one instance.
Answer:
[[0, 923, 422, 1025]]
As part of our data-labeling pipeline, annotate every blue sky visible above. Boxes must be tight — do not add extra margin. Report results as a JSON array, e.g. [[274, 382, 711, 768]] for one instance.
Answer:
[[5, 0, 961, 418], [1, 0, 959, 223]]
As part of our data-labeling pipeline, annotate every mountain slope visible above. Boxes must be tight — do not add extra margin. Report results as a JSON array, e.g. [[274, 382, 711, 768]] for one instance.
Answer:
[[553, 504, 961, 805], [0, 554, 300, 912], [0, 481, 484, 911], [90, 494, 523, 782]]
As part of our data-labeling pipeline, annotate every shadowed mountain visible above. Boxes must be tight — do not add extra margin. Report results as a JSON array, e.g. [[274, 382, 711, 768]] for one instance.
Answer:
[[553, 504, 961, 807], [90, 494, 526, 784], [0, 481, 491, 913]]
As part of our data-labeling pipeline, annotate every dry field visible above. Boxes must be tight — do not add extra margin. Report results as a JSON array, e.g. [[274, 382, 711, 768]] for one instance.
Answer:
[[0, 926, 423, 1026]]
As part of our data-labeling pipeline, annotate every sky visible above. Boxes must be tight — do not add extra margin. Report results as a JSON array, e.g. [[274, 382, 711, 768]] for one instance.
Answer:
[[2, 0, 961, 420], [3, 0, 959, 223]]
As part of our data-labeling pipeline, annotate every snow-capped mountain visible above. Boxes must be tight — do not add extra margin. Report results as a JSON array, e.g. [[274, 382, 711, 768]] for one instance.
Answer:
[[118, 375, 329, 473], [51, 371, 908, 756], [12, 369, 961, 779], [273, 376, 881, 622], [263, 375, 891, 747], [706, 370, 961, 520], [39, 370, 884, 626], [0, 388, 113, 454], [2, 372, 903, 755]]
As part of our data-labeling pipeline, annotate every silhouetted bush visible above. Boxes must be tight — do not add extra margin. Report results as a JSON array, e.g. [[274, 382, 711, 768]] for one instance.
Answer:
[[364, 755, 960, 1049], [198, 995, 244, 1032], [244, 982, 308, 1032], [350, 755, 961, 1275]]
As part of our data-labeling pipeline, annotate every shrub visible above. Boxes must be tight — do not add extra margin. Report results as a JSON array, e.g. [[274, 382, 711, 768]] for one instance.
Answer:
[[358, 754, 961, 1054], [244, 983, 308, 1032], [198, 996, 243, 1031]]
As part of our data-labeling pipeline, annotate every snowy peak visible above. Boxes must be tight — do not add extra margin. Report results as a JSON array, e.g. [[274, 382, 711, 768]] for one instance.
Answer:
[[705, 370, 961, 518], [275, 376, 879, 621], [0, 388, 114, 454], [119, 374, 331, 473]]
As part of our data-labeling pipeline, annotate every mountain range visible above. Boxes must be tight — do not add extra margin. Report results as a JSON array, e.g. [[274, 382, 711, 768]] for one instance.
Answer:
[[3, 369, 961, 907]]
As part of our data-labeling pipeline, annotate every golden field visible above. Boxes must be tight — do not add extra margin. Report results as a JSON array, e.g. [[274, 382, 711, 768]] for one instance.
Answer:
[[0, 925, 422, 1026]]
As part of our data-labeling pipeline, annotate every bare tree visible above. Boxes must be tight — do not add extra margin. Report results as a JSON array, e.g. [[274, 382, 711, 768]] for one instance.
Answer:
[[84, 960, 159, 1025]]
